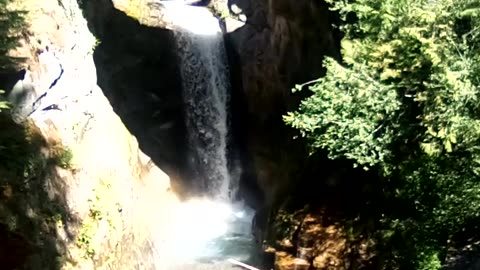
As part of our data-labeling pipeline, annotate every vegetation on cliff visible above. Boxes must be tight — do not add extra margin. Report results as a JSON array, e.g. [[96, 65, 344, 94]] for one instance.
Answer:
[[0, 1, 76, 269], [0, 0, 26, 70], [0, 0, 26, 111], [285, 0, 480, 268]]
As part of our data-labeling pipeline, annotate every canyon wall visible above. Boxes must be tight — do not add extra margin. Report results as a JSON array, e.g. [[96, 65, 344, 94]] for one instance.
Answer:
[[225, 0, 341, 206], [0, 0, 179, 269]]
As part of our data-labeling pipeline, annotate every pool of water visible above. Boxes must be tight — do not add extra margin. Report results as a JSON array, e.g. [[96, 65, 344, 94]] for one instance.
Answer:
[[155, 200, 259, 270]]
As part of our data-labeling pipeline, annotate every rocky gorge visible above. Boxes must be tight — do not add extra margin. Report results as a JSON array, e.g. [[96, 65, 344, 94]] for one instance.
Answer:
[[0, 0, 393, 269]]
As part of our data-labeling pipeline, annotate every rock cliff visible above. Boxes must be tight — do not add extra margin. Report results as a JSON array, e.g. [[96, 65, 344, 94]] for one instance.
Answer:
[[225, 0, 341, 206], [0, 0, 178, 269]]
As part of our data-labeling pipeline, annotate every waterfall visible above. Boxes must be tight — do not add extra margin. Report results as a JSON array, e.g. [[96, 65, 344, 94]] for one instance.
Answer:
[[151, 4, 256, 269], [176, 31, 232, 201], [165, 3, 234, 201]]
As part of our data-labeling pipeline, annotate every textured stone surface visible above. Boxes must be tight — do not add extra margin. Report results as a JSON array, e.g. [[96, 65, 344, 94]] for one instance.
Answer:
[[275, 252, 310, 270], [0, 0, 178, 269], [222, 2, 348, 267], [224, 0, 341, 208], [263, 205, 377, 270], [226, 0, 340, 118]]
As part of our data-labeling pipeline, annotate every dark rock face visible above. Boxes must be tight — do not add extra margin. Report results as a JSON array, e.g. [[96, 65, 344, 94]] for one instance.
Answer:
[[227, 0, 340, 118], [224, 0, 353, 267], [225, 0, 341, 205], [82, 0, 192, 193], [0, 223, 35, 270]]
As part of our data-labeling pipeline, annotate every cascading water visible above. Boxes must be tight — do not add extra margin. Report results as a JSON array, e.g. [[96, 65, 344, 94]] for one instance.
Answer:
[[175, 27, 232, 201], [152, 2, 257, 270]]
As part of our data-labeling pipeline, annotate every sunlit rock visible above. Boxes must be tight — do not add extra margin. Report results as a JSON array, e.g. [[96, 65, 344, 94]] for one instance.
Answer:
[[0, 0, 179, 269], [274, 252, 310, 270]]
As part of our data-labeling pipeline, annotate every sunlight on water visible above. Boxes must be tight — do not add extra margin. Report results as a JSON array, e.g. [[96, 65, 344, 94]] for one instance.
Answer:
[[166, 199, 231, 259], [159, 198, 254, 264], [160, 2, 222, 35]]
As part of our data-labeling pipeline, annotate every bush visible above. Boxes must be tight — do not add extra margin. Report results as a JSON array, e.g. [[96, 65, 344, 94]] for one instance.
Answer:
[[285, 0, 480, 268]]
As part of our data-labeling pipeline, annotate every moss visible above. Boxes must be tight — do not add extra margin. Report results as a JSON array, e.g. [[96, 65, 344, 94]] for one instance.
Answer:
[[76, 181, 121, 259]]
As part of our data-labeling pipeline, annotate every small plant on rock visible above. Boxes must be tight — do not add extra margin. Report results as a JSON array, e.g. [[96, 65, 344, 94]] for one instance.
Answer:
[[207, 0, 231, 20], [0, 90, 10, 112], [54, 147, 73, 169]]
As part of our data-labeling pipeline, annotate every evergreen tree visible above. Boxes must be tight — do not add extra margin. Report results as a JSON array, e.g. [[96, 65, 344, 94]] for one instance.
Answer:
[[285, 0, 480, 268]]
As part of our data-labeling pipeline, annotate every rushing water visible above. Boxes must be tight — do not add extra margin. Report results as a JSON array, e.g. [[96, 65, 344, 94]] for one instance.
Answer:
[[156, 2, 257, 270], [169, 2, 233, 202]]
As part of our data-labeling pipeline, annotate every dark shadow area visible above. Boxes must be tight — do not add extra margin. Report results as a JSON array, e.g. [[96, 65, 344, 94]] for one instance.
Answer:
[[259, 155, 383, 269], [223, 0, 343, 210], [0, 3, 76, 269], [222, 0, 386, 267], [0, 0, 28, 71], [224, 33, 264, 210], [190, 0, 212, 7], [0, 69, 26, 93], [291, 151, 383, 213], [79, 0, 195, 197], [160, 0, 212, 6], [0, 111, 77, 270]]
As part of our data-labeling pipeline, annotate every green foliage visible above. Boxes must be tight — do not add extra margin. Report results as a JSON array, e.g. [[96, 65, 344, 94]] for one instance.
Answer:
[[285, 0, 480, 268], [77, 218, 97, 258], [207, 0, 232, 19], [53, 147, 74, 169], [0, 113, 74, 269], [0, 115, 45, 178], [0, 90, 10, 112], [0, 0, 27, 70], [270, 206, 307, 243], [77, 194, 104, 258], [76, 183, 118, 259]]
